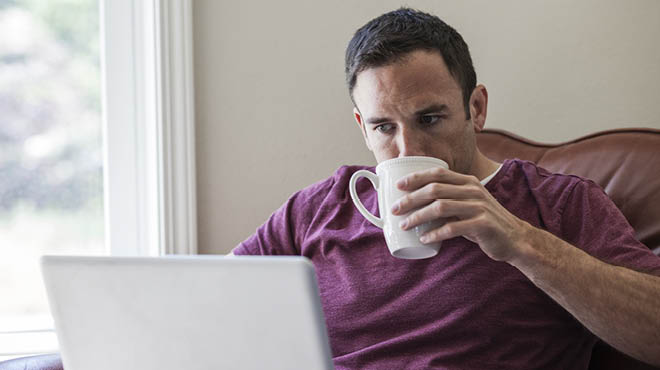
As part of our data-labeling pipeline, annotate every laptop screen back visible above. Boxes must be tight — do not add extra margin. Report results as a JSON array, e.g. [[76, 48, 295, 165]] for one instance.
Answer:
[[41, 255, 334, 370]]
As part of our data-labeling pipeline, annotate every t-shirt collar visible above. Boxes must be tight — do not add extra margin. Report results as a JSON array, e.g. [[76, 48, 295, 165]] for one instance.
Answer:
[[480, 163, 504, 186]]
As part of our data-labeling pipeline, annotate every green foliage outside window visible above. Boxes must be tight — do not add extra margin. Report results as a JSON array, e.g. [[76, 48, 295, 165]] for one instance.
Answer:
[[0, 0, 101, 211]]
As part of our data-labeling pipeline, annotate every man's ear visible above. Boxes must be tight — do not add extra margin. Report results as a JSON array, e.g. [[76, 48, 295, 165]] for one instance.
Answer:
[[469, 84, 488, 133], [353, 107, 372, 151]]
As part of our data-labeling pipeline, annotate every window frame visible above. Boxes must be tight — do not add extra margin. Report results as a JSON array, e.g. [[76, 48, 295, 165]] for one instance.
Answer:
[[102, 0, 197, 256]]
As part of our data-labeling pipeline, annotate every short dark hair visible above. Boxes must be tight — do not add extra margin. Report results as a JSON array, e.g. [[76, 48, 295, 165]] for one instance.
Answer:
[[345, 8, 476, 119]]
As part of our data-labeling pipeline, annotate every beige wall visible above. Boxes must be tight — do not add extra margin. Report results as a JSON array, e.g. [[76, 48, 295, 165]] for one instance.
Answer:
[[193, 0, 660, 254]]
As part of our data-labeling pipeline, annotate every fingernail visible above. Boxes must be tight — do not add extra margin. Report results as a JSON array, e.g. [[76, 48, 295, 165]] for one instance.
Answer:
[[399, 219, 408, 229], [420, 235, 430, 243], [391, 203, 400, 214]]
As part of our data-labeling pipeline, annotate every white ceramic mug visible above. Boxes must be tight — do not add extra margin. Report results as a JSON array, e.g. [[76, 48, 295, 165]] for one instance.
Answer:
[[349, 156, 448, 259]]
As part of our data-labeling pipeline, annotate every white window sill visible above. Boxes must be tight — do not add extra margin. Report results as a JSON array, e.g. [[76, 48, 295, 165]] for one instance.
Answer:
[[0, 315, 58, 360]]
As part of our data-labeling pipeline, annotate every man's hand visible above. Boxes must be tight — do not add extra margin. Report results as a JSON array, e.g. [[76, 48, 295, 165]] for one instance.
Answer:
[[391, 166, 532, 263]]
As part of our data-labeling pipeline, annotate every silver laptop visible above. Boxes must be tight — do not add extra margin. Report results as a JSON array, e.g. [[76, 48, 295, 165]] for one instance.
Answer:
[[41, 255, 335, 370]]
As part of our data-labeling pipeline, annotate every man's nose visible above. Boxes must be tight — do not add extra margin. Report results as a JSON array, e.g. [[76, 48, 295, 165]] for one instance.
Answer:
[[397, 127, 426, 157]]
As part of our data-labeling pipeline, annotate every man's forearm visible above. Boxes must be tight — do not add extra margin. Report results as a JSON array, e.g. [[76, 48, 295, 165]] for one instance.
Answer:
[[510, 225, 660, 366]]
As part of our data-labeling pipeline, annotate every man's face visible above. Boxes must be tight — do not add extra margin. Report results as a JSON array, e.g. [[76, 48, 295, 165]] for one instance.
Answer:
[[352, 50, 485, 176]]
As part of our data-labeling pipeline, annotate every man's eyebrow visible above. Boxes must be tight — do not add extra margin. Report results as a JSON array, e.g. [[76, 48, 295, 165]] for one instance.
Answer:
[[415, 104, 448, 116], [364, 104, 449, 124], [365, 116, 392, 125]]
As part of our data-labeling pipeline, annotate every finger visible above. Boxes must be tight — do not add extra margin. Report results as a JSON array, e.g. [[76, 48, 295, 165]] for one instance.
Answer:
[[419, 218, 478, 244], [397, 166, 477, 191], [400, 200, 482, 230], [392, 182, 484, 215]]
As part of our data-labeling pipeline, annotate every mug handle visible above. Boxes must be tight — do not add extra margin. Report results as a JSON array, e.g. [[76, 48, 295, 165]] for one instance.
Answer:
[[349, 170, 384, 229]]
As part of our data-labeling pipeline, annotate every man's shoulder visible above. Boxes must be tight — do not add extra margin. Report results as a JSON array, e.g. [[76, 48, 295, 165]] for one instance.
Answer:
[[491, 158, 609, 237], [492, 158, 608, 212], [293, 164, 375, 205], [495, 158, 613, 218], [496, 158, 596, 193]]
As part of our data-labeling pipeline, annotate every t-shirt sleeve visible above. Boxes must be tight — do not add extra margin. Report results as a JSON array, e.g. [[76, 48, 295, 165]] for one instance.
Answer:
[[231, 170, 338, 256], [232, 193, 303, 256], [560, 179, 660, 276]]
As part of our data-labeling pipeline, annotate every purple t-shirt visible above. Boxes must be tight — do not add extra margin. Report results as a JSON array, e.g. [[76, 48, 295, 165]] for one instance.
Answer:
[[234, 159, 660, 370]]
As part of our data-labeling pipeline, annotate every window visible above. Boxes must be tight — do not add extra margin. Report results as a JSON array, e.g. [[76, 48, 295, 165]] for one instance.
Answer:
[[0, 0, 197, 360], [0, 0, 103, 359]]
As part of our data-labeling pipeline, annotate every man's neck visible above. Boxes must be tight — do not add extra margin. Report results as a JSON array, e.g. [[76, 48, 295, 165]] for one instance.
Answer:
[[470, 150, 501, 181]]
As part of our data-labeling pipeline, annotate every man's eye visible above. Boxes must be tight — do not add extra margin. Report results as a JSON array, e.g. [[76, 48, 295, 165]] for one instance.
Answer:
[[420, 115, 440, 125], [376, 124, 394, 133]]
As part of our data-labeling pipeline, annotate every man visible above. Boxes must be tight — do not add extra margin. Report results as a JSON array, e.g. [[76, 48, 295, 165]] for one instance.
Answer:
[[232, 8, 660, 369]]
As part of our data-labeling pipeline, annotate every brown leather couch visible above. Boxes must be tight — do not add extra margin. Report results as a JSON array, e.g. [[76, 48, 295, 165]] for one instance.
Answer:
[[1, 128, 659, 370]]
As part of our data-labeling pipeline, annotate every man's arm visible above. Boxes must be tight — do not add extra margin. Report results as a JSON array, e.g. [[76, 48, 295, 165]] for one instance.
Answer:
[[513, 225, 660, 366], [393, 166, 660, 366]]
